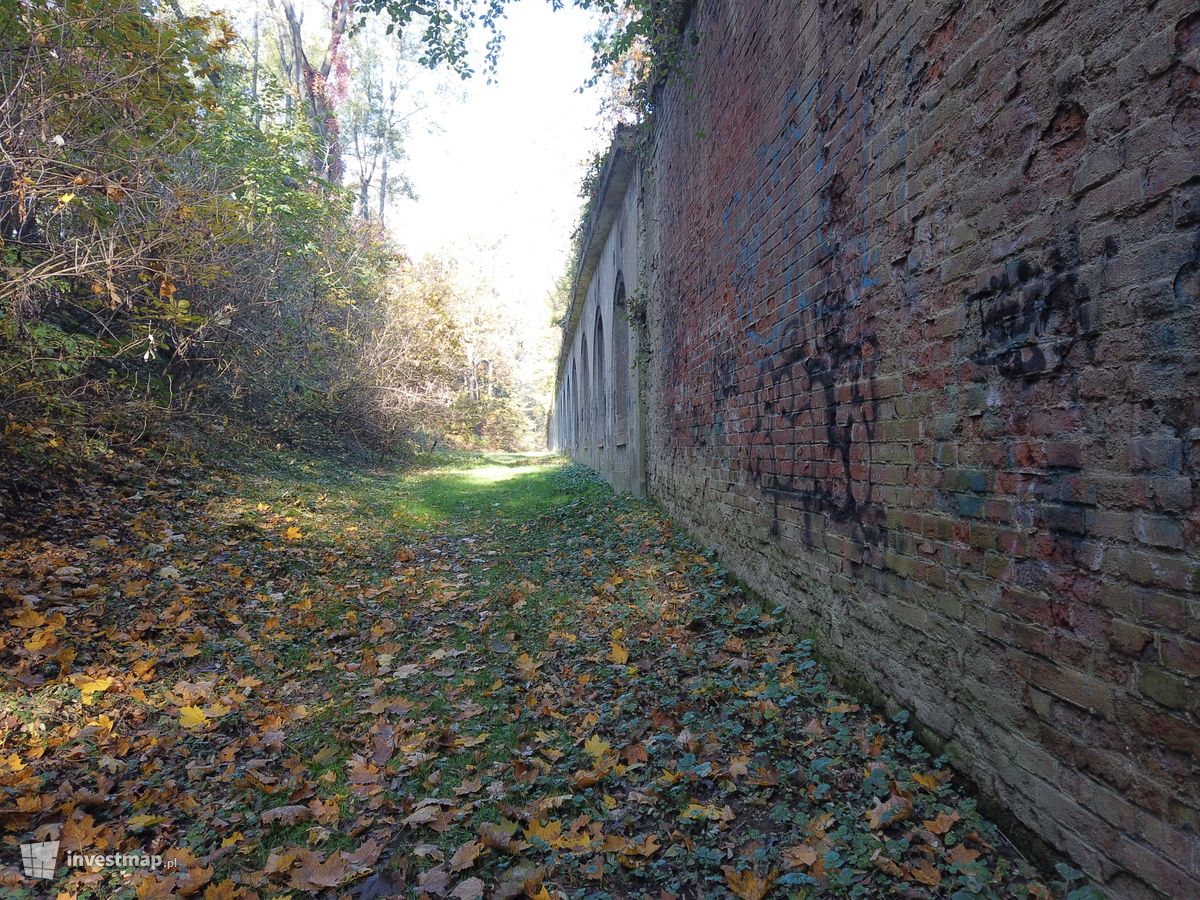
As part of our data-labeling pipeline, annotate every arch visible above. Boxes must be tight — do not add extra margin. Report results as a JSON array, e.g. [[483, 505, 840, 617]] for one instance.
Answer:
[[594, 309, 606, 451], [579, 332, 590, 449], [570, 358, 579, 452], [612, 275, 631, 446]]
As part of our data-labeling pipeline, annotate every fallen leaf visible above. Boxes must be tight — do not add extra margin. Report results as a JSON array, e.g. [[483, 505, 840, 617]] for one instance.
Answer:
[[909, 860, 942, 887], [449, 839, 482, 873], [609, 640, 629, 664], [261, 805, 312, 826], [721, 866, 777, 900], [782, 843, 818, 869], [179, 706, 209, 729], [924, 810, 960, 835], [866, 795, 913, 830]]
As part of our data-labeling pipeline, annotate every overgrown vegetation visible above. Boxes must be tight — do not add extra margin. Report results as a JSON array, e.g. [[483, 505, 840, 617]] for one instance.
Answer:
[[0, 0, 631, 500]]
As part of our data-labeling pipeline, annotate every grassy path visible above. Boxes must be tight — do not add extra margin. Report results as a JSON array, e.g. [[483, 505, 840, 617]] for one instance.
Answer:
[[0, 451, 1081, 898]]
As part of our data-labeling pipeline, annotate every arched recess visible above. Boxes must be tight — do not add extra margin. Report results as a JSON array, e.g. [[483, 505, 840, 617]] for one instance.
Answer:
[[612, 275, 631, 446], [594, 309, 606, 451], [570, 359, 579, 451], [579, 332, 590, 449]]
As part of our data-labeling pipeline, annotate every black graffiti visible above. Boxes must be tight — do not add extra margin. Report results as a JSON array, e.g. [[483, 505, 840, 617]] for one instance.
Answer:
[[966, 232, 1094, 379]]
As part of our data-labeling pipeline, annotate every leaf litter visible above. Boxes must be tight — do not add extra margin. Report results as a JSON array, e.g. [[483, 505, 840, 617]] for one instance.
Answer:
[[0, 451, 1073, 898]]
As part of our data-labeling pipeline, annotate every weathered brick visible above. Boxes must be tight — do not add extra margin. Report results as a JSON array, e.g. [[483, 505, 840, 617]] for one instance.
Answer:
[[555, 0, 1200, 895], [1137, 666, 1194, 710]]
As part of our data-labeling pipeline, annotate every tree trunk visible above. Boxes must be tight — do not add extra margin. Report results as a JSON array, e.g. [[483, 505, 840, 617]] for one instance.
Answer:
[[270, 0, 349, 182]]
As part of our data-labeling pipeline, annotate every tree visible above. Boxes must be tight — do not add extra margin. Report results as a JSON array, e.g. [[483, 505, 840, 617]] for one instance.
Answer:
[[266, 0, 351, 180]]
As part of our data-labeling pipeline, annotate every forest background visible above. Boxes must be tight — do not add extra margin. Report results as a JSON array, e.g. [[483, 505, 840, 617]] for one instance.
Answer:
[[0, 0, 687, 500]]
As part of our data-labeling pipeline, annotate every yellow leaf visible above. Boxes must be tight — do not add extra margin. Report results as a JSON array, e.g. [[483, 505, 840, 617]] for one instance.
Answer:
[[524, 819, 563, 845], [128, 814, 168, 829], [583, 734, 612, 761], [10, 609, 46, 628], [912, 770, 941, 792], [203, 702, 232, 718], [608, 640, 629, 664], [284, 526, 303, 541], [680, 802, 730, 823], [179, 706, 209, 729], [73, 675, 114, 705]]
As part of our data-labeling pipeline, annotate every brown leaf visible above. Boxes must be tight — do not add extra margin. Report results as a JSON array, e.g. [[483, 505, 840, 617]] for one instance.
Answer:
[[865, 795, 913, 830], [291, 851, 348, 891], [923, 810, 960, 835], [177, 864, 214, 897], [261, 805, 312, 826], [449, 839, 483, 873], [871, 852, 902, 877], [721, 866, 777, 900], [946, 843, 981, 866], [478, 821, 526, 855], [782, 843, 818, 869], [417, 864, 451, 897], [908, 861, 942, 887], [345, 838, 384, 871], [404, 805, 443, 827], [450, 876, 485, 899]]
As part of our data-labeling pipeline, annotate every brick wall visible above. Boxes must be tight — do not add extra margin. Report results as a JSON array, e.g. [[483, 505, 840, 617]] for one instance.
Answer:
[[640, 0, 1200, 895]]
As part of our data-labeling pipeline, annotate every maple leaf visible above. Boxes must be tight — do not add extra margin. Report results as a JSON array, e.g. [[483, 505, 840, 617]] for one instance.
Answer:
[[909, 860, 942, 887], [72, 672, 115, 710], [449, 876, 485, 899], [525, 819, 563, 846], [61, 814, 103, 852], [583, 734, 613, 760], [416, 864, 451, 896], [515, 652, 542, 680], [403, 805, 443, 827], [871, 852, 903, 876], [609, 639, 629, 664], [782, 843, 818, 869], [177, 863, 214, 896], [202, 882, 240, 900], [911, 769, 943, 792], [284, 526, 303, 540], [722, 866, 778, 900], [946, 843, 981, 866], [924, 810, 961, 835], [261, 805, 312, 826], [135, 875, 179, 899], [865, 794, 913, 830], [10, 608, 47, 628], [291, 851, 348, 890], [179, 705, 209, 729], [344, 838, 384, 871], [128, 814, 168, 829], [478, 821, 526, 854], [448, 838, 483, 873]]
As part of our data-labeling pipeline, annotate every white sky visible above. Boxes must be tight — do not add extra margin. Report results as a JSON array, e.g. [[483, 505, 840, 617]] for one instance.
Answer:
[[390, 1, 606, 320]]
